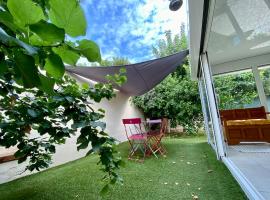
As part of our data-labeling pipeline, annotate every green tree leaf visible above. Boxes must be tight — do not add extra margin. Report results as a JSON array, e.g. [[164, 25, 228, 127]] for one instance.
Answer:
[[38, 74, 55, 95], [0, 11, 19, 32], [14, 150, 26, 159], [29, 20, 65, 44], [29, 34, 51, 46], [0, 61, 8, 76], [14, 52, 40, 88], [7, 0, 45, 27], [0, 0, 121, 189], [44, 53, 65, 79], [27, 109, 38, 118], [0, 27, 37, 55], [100, 184, 109, 195], [49, 0, 86, 37], [77, 141, 89, 150], [53, 46, 80, 65], [77, 39, 101, 62], [48, 145, 56, 153]]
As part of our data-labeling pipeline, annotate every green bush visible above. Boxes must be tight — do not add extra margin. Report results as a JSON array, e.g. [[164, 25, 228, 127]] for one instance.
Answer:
[[214, 71, 258, 110], [133, 26, 203, 134], [133, 66, 203, 134], [0, 0, 125, 188]]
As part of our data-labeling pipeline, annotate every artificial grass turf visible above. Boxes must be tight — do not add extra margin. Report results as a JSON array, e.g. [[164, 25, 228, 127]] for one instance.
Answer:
[[0, 136, 247, 200]]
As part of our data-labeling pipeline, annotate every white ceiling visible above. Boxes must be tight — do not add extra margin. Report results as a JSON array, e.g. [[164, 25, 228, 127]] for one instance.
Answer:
[[207, 0, 270, 70]]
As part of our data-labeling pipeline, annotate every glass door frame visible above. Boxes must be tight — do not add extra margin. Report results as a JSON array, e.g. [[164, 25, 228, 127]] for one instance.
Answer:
[[199, 52, 227, 159], [198, 67, 218, 156]]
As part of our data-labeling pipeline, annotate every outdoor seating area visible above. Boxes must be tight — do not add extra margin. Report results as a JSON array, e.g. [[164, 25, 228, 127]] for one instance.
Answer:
[[0, 137, 247, 200], [1, 0, 270, 199], [122, 118, 167, 162], [220, 107, 270, 145], [188, 0, 270, 198]]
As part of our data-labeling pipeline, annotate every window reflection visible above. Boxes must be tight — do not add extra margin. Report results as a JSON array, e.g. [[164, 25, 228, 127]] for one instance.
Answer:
[[200, 69, 217, 150], [259, 65, 270, 108]]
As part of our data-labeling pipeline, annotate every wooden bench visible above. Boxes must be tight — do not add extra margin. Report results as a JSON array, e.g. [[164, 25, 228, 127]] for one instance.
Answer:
[[220, 106, 270, 145]]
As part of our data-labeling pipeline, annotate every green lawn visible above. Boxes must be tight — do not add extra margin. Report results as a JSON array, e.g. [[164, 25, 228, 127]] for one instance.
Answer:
[[0, 136, 247, 200]]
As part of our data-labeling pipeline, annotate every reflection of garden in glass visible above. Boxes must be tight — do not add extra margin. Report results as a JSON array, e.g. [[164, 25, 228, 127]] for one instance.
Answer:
[[257, 65, 270, 109], [200, 69, 217, 152], [213, 70, 259, 110]]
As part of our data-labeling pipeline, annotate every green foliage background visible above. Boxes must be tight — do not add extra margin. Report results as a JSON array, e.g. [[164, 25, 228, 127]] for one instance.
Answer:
[[99, 57, 130, 67], [214, 71, 258, 110], [133, 25, 203, 134], [133, 23, 262, 134], [0, 0, 125, 189]]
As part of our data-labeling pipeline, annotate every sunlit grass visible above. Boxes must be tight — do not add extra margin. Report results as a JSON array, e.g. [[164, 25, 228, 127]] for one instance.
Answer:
[[0, 136, 247, 200]]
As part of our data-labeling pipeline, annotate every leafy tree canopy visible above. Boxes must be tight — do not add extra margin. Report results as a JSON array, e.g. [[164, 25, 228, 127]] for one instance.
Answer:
[[214, 71, 258, 110], [100, 57, 130, 66], [260, 67, 270, 96], [0, 0, 125, 189], [133, 26, 203, 134], [152, 23, 187, 58], [133, 24, 261, 134]]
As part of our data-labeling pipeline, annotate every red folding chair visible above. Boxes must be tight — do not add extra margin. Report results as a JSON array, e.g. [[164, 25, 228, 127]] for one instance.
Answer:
[[122, 118, 148, 162], [147, 118, 168, 156]]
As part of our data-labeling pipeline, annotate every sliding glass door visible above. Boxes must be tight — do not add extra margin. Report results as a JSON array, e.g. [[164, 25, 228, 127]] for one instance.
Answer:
[[198, 53, 226, 159], [199, 70, 218, 154]]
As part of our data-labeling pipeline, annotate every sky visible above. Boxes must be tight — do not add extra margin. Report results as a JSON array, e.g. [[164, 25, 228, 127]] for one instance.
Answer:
[[79, 0, 187, 64]]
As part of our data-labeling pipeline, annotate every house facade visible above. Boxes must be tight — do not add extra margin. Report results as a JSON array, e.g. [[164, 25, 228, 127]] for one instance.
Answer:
[[188, 0, 270, 199]]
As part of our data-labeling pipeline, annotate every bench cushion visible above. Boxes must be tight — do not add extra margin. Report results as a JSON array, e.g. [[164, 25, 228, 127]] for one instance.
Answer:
[[226, 119, 270, 126]]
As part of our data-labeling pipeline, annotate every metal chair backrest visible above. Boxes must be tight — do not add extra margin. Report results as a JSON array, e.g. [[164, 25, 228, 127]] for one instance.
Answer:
[[147, 118, 168, 156], [122, 118, 141, 125], [122, 118, 143, 139]]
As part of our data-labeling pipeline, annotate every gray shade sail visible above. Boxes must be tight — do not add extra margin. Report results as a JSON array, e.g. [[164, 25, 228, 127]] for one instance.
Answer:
[[66, 50, 189, 96]]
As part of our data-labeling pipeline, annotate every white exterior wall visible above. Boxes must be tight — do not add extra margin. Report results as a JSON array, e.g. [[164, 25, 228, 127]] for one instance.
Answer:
[[0, 75, 143, 184], [51, 91, 143, 166]]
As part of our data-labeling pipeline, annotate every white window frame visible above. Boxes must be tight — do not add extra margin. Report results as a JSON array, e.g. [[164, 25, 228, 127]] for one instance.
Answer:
[[200, 52, 226, 159]]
